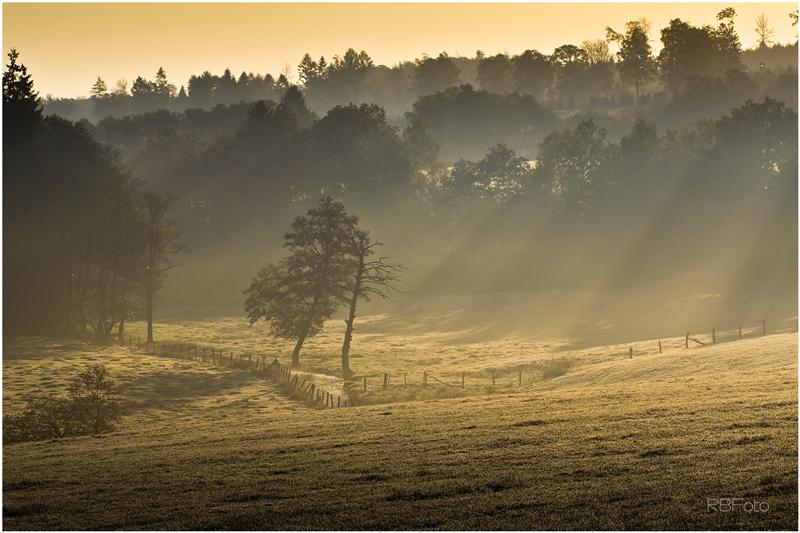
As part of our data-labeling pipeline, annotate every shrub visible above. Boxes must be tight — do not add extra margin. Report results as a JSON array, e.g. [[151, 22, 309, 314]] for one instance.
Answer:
[[540, 358, 575, 379], [3, 365, 121, 443]]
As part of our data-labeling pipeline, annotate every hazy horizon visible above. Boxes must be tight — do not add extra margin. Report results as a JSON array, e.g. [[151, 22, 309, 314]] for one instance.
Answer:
[[4, 2, 798, 99]]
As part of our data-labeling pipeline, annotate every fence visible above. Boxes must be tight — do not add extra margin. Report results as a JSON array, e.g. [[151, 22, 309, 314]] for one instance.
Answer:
[[109, 317, 778, 405], [112, 337, 351, 408]]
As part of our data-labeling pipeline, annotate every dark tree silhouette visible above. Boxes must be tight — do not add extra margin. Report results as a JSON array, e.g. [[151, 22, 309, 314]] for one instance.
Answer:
[[512, 50, 554, 98], [244, 198, 353, 368], [280, 85, 317, 128], [607, 20, 657, 104], [140, 192, 185, 343], [339, 221, 404, 378], [412, 52, 461, 97], [477, 53, 514, 93]]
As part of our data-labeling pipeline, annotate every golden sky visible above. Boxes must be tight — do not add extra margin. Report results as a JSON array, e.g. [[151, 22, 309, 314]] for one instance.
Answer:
[[3, 2, 798, 98]]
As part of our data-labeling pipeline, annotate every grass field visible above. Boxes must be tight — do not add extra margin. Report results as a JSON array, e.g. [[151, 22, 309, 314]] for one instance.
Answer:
[[3, 287, 797, 529]]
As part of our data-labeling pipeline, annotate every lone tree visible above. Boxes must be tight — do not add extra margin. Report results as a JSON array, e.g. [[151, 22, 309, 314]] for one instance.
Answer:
[[245, 197, 404, 374], [141, 191, 185, 343], [607, 20, 656, 105], [244, 197, 353, 368], [339, 221, 404, 378]]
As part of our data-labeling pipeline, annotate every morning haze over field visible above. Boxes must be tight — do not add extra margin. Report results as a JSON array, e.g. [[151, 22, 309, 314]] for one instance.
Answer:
[[2, 2, 798, 530]]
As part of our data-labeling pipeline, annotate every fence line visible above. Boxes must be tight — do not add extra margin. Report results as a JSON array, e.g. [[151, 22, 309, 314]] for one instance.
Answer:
[[107, 318, 780, 404]]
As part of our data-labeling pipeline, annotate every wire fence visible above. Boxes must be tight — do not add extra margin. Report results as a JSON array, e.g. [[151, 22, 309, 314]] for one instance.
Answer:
[[109, 317, 781, 407]]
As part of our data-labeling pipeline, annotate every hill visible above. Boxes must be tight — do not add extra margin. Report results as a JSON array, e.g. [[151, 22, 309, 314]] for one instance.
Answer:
[[3, 288, 797, 529]]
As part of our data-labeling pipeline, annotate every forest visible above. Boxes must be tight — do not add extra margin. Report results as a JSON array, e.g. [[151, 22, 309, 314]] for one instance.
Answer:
[[4, 8, 798, 342]]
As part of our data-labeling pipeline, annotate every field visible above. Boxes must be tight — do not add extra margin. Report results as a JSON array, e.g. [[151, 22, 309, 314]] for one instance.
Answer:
[[3, 287, 798, 530]]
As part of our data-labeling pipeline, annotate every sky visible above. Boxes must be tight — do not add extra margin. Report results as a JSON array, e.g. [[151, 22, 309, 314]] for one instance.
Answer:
[[3, 2, 798, 99]]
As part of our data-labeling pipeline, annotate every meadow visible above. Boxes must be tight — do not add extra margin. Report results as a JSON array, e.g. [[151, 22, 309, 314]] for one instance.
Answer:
[[3, 287, 797, 529]]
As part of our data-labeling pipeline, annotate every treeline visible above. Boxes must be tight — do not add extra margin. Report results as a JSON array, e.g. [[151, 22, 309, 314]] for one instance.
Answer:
[[118, 83, 796, 295], [42, 8, 798, 129], [4, 50, 184, 338], [6, 7, 798, 329]]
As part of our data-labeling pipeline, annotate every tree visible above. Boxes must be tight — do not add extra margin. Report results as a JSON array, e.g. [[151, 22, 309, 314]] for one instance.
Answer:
[[216, 68, 237, 103], [280, 85, 316, 128], [550, 44, 590, 107], [68, 365, 120, 435], [412, 52, 461, 97], [91, 77, 107, 98], [308, 103, 413, 200], [715, 7, 743, 70], [140, 191, 185, 343], [658, 19, 723, 93], [244, 197, 353, 368], [512, 49, 554, 98], [535, 119, 614, 221], [339, 222, 404, 378], [449, 143, 533, 206], [187, 71, 216, 108], [154, 67, 177, 98], [582, 39, 613, 64], [3, 48, 39, 107], [607, 20, 657, 104], [406, 84, 557, 162], [477, 53, 514, 93], [754, 12, 775, 49], [402, 119, 441, 175]]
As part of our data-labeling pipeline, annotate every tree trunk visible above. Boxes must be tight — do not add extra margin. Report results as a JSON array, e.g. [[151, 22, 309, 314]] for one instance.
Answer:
[[117, 319, 125, 347], [341, 277, 362, 379], [291, 330, 308, 368], [145, 283, 154, 343], [116, 274, 128, 346], [96, 265, 108, 341]]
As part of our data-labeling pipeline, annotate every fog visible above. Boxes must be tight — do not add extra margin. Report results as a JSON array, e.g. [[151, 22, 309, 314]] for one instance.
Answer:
[[5, 14, 798, 343]]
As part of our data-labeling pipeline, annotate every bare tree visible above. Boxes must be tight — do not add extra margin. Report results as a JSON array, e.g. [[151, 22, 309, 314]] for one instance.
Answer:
[[340, 223, 404, 378], [140, 192, 185, 343], [754, 12, 775, 49]]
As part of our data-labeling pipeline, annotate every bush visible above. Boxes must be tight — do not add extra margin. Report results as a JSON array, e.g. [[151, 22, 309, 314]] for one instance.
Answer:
[[540, 358, 575, 379], [3, 365, 121, 443]]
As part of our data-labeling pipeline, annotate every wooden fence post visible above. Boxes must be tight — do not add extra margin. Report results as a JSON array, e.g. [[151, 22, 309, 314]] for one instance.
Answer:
[[404, 373, 407, 388], [712, 327, 716, 344], [685, 333, 689, 348], [128, 337, 132, 349], [658, 340, 662, 354], [364, 377, 367, 391], [338, 396, 341, 408], [383, 373, 388, 390], [423, 372, 427, 389], [492, 371, 495, 386], [739, 324, 742, 339], [629, 347, 633, 359], [518, 371, 522, 386]]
